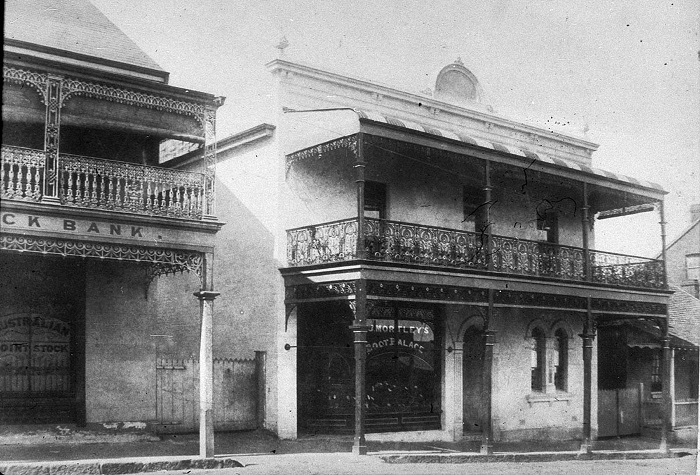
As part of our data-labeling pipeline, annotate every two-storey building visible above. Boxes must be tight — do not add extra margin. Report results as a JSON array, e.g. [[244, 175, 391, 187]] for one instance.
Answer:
[[211, 58, 672, 453], [1, 0, 224, 453]]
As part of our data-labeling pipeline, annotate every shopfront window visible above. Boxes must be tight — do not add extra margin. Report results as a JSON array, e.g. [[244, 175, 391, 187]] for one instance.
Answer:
[[297, 301, 441, 433], [366, 306, 440, 416]]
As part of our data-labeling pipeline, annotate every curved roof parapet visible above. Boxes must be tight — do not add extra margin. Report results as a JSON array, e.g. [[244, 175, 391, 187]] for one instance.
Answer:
[[433, 58, 485, 106]]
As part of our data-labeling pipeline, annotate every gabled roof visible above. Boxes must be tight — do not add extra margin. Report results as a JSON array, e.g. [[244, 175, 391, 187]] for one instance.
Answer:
[[4, 0, 165, 77], [657, 219, 700, 259], [620, 286, 699, 349]]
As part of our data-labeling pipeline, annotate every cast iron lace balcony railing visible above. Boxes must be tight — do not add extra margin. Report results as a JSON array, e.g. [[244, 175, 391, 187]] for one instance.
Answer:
[[286, 217, 665, 290], [1, 145, 45, 201], [287, 218, 360, 265], [1, 145, 206, 219]]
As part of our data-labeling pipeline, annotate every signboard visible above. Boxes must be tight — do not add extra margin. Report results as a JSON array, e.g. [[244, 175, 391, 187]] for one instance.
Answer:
[[0, 210, 214, 250]]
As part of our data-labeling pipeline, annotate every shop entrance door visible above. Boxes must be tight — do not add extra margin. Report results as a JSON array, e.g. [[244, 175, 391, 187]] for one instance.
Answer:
[[463, 326, 485, 433], [0, 253, 85, 424]]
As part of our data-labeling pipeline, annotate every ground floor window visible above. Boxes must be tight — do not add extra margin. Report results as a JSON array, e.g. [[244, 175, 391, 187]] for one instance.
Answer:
[[554, 328, 568, 391], [530, 327, 546, 392]]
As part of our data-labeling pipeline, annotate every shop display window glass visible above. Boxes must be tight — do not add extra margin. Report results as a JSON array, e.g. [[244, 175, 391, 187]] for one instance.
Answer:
[[366, 305, 440, 415]]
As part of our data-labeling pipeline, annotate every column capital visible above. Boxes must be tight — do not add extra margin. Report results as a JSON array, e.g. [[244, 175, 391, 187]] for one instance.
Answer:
[[349, 323, 372, 333], [193, 290, 220, 301]]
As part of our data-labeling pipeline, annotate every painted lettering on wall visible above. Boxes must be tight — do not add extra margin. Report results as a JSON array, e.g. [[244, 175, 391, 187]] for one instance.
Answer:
[[2, 213, 148, 239], [0, 314, 71, 389]]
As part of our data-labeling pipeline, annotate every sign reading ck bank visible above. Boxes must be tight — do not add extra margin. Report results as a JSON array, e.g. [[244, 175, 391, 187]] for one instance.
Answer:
[[0, 211, 214, 250]]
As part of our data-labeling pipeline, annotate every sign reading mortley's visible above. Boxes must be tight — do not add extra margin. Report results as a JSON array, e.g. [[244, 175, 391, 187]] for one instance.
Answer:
[[0, 210, 216, 251]]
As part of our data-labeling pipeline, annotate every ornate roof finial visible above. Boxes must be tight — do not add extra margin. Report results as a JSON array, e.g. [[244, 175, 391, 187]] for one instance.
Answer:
[[275, 36, 290, 56], [455, 56, 464, 66]]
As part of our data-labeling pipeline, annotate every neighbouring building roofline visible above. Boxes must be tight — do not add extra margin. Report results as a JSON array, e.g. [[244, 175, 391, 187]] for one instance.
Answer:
[[5, 39, 170, 84], [656, 219, 700, 259]]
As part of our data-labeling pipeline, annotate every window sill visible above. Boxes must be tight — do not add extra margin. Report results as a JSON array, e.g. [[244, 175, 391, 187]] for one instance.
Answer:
[[526, 392, 572, 407]]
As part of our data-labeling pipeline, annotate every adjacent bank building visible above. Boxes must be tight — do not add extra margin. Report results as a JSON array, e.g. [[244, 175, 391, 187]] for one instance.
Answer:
[[206, 57, 679, 453], [1, 0, 225, 453]]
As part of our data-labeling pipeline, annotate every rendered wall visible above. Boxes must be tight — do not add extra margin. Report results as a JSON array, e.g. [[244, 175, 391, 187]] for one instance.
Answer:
[[285, 143, 585, 247], [439, 304, 593, 442], [84, 260, 156, 423], [490, 307, 594, 441], [212, 135, 283, 433]]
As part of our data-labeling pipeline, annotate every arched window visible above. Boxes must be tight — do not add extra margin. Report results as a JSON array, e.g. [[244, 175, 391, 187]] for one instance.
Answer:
[[530, 327, 546, 392], [554, 328, 568, 391]]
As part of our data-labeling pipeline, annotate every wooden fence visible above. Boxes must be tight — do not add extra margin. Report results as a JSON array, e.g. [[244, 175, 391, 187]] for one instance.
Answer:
[[155, 352, 265, 433], [643, 398, 699, 428]]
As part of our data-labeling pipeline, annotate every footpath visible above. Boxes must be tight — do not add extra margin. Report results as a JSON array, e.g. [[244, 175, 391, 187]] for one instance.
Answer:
[[0, 427, 696, 475]]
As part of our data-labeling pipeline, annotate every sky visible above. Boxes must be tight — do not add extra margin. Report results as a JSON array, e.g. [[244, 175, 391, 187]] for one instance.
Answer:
[[90, 0, 700, 258]]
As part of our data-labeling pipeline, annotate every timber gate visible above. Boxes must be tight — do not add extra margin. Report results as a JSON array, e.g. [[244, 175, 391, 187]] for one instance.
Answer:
[[155, 352, 265, 433]]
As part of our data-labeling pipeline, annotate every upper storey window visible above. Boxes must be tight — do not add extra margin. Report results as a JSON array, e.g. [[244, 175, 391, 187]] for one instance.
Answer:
[[364, 181, 387, 220], [686, 254, 700, 281], [463, 184, 488, 234], [537, 209, 559, 244]]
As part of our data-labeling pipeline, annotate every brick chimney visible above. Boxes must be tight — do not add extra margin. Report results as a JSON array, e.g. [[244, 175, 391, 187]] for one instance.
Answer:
[[691, 203, 700, 223]]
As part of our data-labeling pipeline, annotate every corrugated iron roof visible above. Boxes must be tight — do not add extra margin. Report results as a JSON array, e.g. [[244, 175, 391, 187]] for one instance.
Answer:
[[669, 285, 700, 347], [4, 0, 164, 73]]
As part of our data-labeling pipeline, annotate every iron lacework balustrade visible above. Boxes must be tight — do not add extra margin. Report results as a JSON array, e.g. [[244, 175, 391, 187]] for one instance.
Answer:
[[1, 145, 206, 219], [286, 217, 665, 290]]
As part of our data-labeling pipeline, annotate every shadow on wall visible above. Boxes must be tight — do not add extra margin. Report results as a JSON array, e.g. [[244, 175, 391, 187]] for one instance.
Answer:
[[211, 180, 278, 358]]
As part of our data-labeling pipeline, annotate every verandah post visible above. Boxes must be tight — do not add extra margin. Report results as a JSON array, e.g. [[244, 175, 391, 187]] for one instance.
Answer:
[[350, 278, 370, 455], [658, 199, 672, 452], [580, 296, 595, 453], [195, 252, 219, 458], [582, 182, 591, 281], [480, 289, 496, 455], [354, 133, 366, 259]]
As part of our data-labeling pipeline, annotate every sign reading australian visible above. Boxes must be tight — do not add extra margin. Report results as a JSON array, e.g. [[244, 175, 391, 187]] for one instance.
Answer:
[[0, 211, 211, 249]]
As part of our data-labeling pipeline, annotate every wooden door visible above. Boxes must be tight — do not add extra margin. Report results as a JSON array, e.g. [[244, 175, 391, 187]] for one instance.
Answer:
[[463, 327, 485, 433], [0, 253, 85, 424]]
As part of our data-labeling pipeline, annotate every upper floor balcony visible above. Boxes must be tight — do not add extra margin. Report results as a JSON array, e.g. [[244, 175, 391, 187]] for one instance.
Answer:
[[286, 217, 665, 291], [2, 144, 207, 220], [280, 109, 669, 294]]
